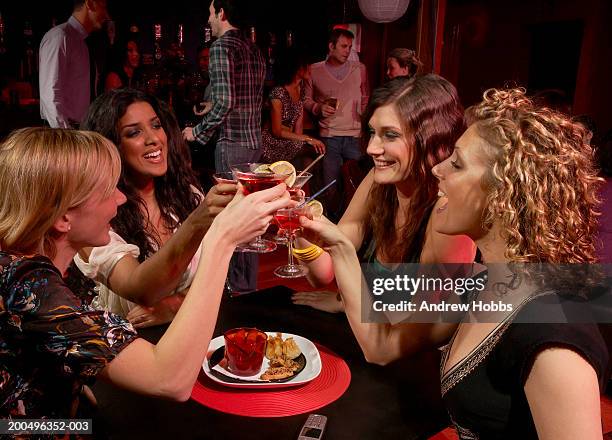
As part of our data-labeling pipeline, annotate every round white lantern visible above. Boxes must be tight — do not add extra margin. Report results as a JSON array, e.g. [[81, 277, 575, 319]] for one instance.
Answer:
[[358, 0, 411, 23]]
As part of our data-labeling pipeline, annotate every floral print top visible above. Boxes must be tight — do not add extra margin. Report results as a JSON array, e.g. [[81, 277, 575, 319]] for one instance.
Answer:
[[0, 252, 138, 418]]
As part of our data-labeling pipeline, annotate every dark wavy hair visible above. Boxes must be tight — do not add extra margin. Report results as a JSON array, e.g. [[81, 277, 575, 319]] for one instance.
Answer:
[[82, 88, 202, 261], [363, 75, 465, 262], [273, 48, 309, 86]]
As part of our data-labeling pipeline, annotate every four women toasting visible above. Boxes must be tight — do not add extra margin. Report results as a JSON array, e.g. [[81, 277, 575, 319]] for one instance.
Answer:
[[0, 69, 608, 436]]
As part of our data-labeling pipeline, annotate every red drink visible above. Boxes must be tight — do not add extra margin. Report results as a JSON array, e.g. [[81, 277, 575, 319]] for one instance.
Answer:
[[274, 211, 301, 232], [236, 174, 285, 194], [223, 328, 267, 376]]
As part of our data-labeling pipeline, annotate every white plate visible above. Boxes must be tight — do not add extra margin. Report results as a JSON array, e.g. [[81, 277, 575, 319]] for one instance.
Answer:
[[202, 331, 322, 389]]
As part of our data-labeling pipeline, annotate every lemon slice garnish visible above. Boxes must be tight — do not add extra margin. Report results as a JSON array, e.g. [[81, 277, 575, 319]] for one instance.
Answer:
[[269, 161, 296, 187], [253, 164, 273, 174], [306, 200, 324, 218]]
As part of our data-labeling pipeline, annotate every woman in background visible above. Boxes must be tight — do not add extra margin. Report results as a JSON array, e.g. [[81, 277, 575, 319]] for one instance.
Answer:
[[105, 38, 142, 90], [386, 48, 422, 80], [261, 49, 325, 164]]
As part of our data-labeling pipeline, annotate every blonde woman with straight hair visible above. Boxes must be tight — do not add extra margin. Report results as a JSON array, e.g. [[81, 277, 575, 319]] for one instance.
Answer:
[[0, 127, 290, 419]]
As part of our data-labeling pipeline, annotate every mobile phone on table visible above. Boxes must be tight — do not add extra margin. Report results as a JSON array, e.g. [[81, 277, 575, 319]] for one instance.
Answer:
[[297, 414, 327, 440]]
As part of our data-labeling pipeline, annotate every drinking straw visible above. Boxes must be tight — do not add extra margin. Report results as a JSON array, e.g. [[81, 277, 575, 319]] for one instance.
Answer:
[[297, 179, 337, 208], [296, 154, 324, 179]]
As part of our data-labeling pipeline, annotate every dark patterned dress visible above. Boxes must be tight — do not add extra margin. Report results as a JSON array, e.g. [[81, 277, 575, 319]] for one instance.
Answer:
[[0, 252, 138, 419], [261, 86, 306, 163]]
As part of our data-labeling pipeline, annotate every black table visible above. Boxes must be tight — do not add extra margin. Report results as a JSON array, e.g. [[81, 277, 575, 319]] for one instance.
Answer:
[[92, 286, 449, 439]]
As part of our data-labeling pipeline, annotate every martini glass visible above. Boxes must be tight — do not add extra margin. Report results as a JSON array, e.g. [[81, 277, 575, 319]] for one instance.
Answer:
[[273, 206, 309, 278], [288, 171, 312, 202], [273, 171, 312, 245], [231, 163, 292, 253], [213, 171, 238, 184]]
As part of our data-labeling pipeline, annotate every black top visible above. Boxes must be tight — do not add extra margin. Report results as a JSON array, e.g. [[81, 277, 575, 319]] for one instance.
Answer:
[[107, 66, 143, 89], [441, 295, 609, 439]]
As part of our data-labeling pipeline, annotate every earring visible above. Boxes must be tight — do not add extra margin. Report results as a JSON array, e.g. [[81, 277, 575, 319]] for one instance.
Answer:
[[67, 224, 72, 231]]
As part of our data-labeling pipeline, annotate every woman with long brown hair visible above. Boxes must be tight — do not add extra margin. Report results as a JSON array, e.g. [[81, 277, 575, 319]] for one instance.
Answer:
[[302, 87, 608, 438], [293, 74, 475, 314]]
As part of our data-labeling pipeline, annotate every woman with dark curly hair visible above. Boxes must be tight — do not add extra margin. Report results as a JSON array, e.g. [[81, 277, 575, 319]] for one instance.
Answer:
[[302, 86, 608, 438], [293, 74, 475, 312], [78, 88, 235, 327]]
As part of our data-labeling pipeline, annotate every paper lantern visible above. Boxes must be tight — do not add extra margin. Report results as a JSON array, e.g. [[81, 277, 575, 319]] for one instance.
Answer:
[[357, 0, 411, 23]]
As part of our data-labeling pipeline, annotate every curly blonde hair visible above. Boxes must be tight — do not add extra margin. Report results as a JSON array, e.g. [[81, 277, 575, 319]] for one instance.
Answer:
[[467, 88, 602, 263]]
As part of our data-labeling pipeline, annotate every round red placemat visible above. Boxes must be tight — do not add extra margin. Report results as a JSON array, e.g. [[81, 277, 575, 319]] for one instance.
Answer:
[[191, 343, 351, 417]]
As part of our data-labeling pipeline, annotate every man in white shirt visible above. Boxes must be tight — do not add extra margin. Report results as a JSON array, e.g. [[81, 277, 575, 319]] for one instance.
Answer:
[[39, 0, 109, 128]]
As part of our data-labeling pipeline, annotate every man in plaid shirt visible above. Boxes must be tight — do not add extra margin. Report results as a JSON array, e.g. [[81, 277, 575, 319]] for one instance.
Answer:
[[183, 0, 265, 172], [183, 0, 266, 295]]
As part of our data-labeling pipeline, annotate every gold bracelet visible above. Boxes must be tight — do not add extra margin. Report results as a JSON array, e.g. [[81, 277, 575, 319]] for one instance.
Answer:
[[292, 244, 323, 262]]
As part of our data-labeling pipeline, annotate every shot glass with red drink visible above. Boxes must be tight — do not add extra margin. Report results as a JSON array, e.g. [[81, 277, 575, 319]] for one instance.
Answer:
[[223, 328, 267, 376]]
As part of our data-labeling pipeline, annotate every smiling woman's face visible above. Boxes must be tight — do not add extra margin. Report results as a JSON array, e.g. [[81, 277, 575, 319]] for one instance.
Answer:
[[117, 101, 168, 181], [366, 104, 413, 186], [432, 124, 491, 239]]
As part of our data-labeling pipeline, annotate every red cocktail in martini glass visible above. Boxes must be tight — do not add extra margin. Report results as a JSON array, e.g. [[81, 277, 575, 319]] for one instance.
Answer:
[[273, 206, 309, 278], [231, 163, 291, 253]]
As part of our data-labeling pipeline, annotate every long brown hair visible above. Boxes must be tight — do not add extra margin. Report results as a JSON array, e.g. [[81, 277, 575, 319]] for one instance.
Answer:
[[363, 75, 465, 262]]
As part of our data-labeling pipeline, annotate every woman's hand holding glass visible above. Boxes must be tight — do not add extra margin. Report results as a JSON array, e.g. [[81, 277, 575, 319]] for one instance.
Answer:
[[209, 182, 291, 249], [184, 183, 237, 232], [204, 182, 237, 215], [298, 214, 354, 254]]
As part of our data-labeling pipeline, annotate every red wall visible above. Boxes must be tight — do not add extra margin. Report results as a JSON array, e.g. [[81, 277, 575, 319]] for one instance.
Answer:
[[439, 0, 612, 133]]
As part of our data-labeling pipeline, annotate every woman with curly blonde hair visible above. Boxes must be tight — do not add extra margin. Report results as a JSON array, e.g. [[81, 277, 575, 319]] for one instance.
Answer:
[[427, 87, 606, 439], [456, 88, 601, 263], [301, 87, 608, 438]]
